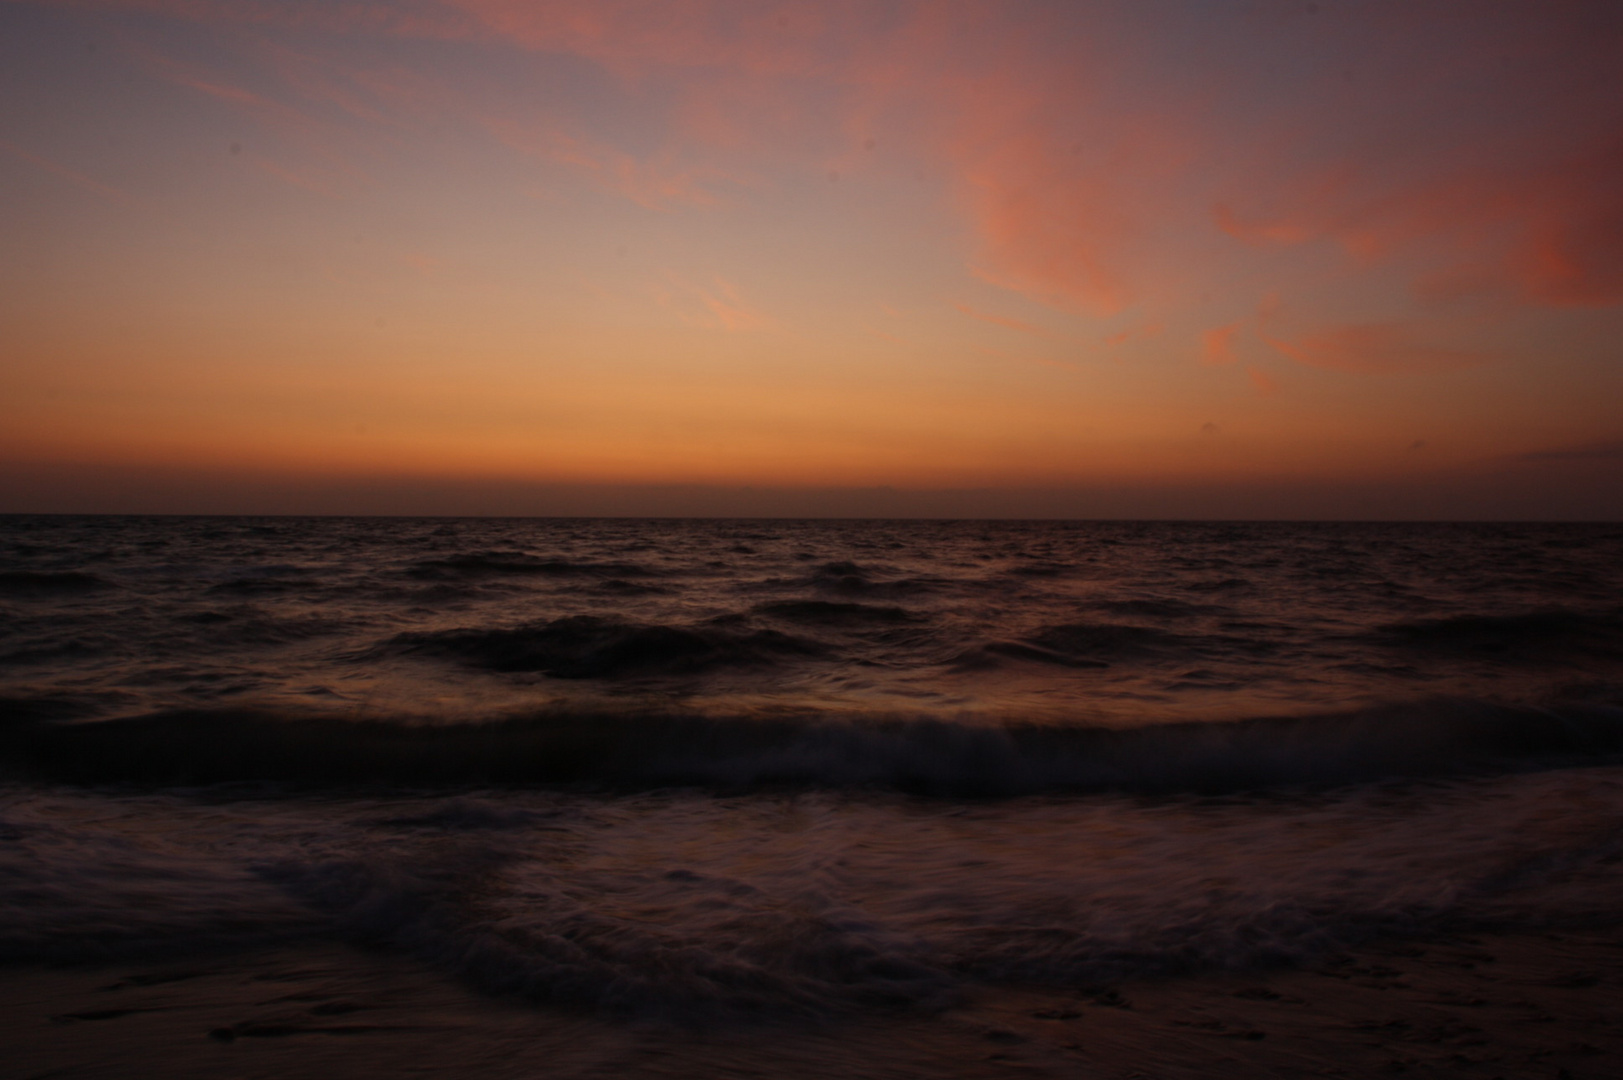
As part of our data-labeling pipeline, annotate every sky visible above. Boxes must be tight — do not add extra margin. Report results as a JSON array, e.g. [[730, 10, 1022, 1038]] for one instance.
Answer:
[[2, 0, 1621, 518]]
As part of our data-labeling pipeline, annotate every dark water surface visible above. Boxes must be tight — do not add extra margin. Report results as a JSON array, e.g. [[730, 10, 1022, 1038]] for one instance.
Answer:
[[3, 516, 1622, 1018]]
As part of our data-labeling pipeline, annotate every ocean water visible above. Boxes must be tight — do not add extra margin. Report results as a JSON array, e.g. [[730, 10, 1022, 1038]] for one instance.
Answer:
[[3, 515, 1622, 1018]]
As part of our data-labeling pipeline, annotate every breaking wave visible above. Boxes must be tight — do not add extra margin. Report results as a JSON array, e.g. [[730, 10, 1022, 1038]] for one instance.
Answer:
[[6, 757, 1623, 1019], [4, 698, 1620, 794]]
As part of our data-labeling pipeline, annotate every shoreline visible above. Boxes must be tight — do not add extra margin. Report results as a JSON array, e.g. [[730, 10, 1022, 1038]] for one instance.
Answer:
[[7, 925, 1622, 1078]]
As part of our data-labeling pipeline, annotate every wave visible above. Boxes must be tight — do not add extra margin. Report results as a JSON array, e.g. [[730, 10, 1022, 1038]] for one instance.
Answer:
[[959, 620, 1217, 669], [4, 698, 1620, 794], [810, 561, 936, 597], [1021, 621, 1196, 660], [1368, 608, 1623, 659], [1005, 561, 1073, 577], [588, 579, 670, 596], [0, 570, 112, 594], [405, 551, 658, 580], [1088, 598, 1231, 619], [0, 634, 120, 667], [391, 615, 826, 677], [1185, 577, 1252, 592], [206, 577, 305, 597], [178, 607, 351, 647], [753, 600, 913, 625]]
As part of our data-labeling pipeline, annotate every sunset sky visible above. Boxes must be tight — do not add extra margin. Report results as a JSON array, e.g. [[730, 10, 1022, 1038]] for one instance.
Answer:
[[2, 0, 1621, 517]]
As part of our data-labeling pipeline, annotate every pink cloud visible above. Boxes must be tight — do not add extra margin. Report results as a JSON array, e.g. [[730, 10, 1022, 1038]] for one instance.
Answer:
[[1199, 322, 1241, 366], [1210, 135, 1623, 313], [1102, 321, 1160, 348], [437, 2, 1172, 315], [1212, 203, 1312, 247], [1261, 321, 1487, 375], [41, 0, 1623, 322], [700, 278, 772, 331], [1510, 136, 1623, 307], [950, 301, 1044, 336], [961, 164, 1132, 315], [1216, 151, 1623, 310]]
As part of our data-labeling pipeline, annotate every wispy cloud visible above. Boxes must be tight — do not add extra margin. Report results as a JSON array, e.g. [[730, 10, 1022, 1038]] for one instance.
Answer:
[[127, 39, 370, 195], [951, 300, 1045, 336], [656, 276, 773, 332], [486, 117, 736, 210], [0, 138, 131, 203], [44, 0, 485, 43], [400, 251, 440, 275]]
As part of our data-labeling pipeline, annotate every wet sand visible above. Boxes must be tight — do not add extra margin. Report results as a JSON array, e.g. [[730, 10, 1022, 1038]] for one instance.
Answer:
[[6, 926, 1622, 1079]]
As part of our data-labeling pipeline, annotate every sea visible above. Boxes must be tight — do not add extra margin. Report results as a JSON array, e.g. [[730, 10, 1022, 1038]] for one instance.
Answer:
[[3, 515, 1622, 1020]]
